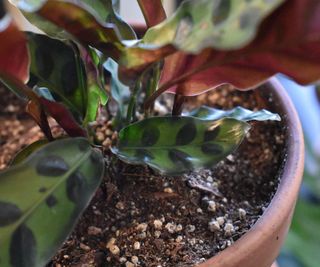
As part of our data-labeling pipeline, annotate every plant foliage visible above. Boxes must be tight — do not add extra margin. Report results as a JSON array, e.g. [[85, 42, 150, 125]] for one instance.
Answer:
[[0, 138, 104, 267]]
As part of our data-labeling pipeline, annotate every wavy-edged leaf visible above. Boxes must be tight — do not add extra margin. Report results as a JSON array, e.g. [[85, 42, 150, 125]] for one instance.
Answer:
[[112, 116, 250, 175], [137, 0, 166, 27], [0, 138, 104, 267], [150, 0, 320, 100], [11, 140, 49, 165], [0, 2, 29, 89], [27, 32, 87, 117], [187, 106, 281, 122], [142, 0, 285, 52], [104, 58, 130, 128], [80, 0, 136, 40]]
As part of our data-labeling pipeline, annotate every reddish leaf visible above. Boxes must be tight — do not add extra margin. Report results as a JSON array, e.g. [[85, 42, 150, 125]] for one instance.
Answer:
[[0, 10, 29, 83], [40, 98, 87, 138], [26, 100, 53, 141], [150, 0, 320, 101], [137, 0, 166, 27]]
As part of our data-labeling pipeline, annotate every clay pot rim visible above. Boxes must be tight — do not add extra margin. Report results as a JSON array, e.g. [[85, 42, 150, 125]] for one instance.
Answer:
[[197, 77, 305, 266]]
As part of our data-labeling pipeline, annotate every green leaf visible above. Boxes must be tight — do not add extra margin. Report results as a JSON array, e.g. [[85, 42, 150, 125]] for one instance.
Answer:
[[81, 0, 136, 40], [82, 48, 108, 124], [84, 83, 108, 124], [104, 58, 130, 128], [188, 106, 281, 122], [11, 140, 49, 165], [0, 138, 104, 267], [27, 32, 87, 117], [142, 0, 285, 52], [112, 116, 250, 175]]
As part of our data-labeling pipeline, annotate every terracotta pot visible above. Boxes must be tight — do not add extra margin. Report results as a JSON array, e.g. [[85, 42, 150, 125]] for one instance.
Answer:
[[197, 77, 304, 267]]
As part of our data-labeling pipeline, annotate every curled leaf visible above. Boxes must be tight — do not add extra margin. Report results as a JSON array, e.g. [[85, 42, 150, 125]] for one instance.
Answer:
[[112, 116, 250, 175], [149, 0, 320, 101], [187, 106, 281, 122]]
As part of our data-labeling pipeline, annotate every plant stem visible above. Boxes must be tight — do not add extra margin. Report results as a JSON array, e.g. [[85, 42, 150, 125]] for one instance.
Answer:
[[172, 94, 187, 116], [125, 78, 141, 125], [145, 62, 161, 117]]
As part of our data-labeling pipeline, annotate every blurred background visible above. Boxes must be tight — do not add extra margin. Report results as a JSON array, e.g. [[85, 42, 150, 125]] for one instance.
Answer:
[[6, 1, 320, 266]]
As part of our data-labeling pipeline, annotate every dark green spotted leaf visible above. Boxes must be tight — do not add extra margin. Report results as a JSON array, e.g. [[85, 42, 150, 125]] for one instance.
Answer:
[[0, 138, 104, 267], [142, 0, 285, 52], [188, 106, 281, 122], [27, 32, 87, 117], [112, 116, 250, 175]]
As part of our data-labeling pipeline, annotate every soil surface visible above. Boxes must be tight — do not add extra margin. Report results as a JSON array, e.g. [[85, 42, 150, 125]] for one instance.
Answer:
[[0, 85, 286, 267]]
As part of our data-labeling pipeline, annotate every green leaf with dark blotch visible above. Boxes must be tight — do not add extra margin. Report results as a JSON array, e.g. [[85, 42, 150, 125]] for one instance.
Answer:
[[187, 106, 281, 122], [27, 32, 87, 117], [104, 58, 130, 129], [12, 0, 174, 83], [0, 138, 104, 267], [112, 116, 250, 175], [142, 0, 285, 52], [11, 140, 49, 165]]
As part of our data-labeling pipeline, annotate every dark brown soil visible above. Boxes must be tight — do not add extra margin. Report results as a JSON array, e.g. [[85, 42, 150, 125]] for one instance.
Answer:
[[0, 85, 286, 267]]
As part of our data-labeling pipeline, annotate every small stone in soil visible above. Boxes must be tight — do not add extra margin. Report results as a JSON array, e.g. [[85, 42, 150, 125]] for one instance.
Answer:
[[216, 216, 225, 226], [238, 208, 247, 220], [207, 200, 217, 212], [87, 226, 102, 236], [133, 241, 141, 250], [136, 223, 148, 232], [208, 220, 221, 232], [131, 256, 139, 264], [153, 219, 163, 229], [165, 222, 176, 233], [224, 223, 235, 237]]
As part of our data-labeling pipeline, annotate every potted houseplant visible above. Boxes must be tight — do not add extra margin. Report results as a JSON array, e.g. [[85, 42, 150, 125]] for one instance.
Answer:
[[0, 0, 317, 266]]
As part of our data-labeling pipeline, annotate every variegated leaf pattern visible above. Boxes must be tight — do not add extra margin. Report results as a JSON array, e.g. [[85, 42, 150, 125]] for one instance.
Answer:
[[27, 32, 87, 117], [142, 0, 285, 52], [187, 106, 281, 122], [0, 138, 104, 267], [11, 0, 285, 81], [112, 116, 250, 175]]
